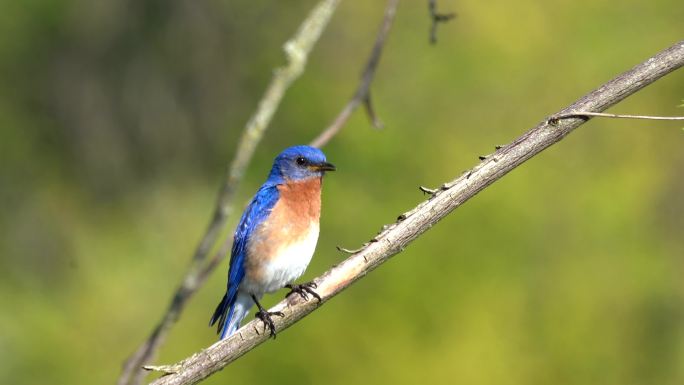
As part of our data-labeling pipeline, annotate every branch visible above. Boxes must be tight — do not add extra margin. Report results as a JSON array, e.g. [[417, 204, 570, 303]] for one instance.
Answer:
[[116, 1, 340, 385], [147, 40, 684, 385], [309, 0, 398, 148], [428, 0, 456, 44]]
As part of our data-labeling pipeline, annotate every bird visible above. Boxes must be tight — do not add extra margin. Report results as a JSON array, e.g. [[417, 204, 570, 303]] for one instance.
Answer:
[[210, 145, 335, 339]]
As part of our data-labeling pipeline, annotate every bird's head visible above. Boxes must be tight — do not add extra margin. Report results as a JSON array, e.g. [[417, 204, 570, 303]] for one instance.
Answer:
[[267, 145, 335, 183]]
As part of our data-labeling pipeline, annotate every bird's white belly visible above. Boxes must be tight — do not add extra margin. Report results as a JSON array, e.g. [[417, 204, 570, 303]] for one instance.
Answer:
[[242, 223, 319, 294]]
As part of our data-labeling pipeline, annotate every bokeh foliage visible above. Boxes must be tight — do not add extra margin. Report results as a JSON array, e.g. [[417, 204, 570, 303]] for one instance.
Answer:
[[0, 0, 683, 384]]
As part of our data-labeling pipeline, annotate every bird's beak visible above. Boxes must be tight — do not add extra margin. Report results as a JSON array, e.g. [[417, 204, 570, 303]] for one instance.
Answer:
[[309, 162, 336, 172]]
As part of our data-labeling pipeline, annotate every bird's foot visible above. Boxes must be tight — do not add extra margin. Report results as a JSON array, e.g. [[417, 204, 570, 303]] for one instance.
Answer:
[[286, 281, 321, 302], [255, 309, 284, 339]]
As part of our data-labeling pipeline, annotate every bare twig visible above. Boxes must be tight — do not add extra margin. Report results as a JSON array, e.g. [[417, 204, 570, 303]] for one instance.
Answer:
[[309, 0, 398, 148], [419, 186, 438, 195], [363, 91, 384, 129], [147, 39, 684, 385], [336, 244, 368, 254], [117, 2, 340, 385], [428, 0, 456, 44], [549, 111, 684, 124]]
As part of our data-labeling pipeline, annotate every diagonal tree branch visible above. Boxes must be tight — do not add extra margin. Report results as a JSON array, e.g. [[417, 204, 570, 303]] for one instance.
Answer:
[[309, 0, 399, 148], [147, 40, 684, 385], [117, 1, 341, 385]]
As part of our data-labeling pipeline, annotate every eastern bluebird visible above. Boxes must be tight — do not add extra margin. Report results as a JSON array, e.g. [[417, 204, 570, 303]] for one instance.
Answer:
[[210, 145, 335, 339]]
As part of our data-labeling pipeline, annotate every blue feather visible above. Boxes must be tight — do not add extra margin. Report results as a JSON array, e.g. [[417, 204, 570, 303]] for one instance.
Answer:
[[209, 183, 280, 336]]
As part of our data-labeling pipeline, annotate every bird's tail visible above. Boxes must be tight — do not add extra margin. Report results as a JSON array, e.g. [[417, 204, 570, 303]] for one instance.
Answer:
[[210, 292, 254, 339]]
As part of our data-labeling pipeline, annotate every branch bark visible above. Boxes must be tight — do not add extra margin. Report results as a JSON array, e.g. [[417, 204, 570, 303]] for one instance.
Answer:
[[117, 2, 340, 384], [146, 39, 684, 385]]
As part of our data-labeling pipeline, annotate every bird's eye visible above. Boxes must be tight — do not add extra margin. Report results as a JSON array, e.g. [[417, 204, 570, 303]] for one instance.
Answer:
[[295, 157, 307, 166]]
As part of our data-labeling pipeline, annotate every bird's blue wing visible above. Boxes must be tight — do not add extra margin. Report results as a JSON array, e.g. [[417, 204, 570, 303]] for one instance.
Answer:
[[226, 184, 280, 302], [209, 183, 280, 335]]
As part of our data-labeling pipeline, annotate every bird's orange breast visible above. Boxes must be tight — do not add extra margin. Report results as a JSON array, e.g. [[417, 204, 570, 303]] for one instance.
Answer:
[[244, 177, 322, 285], [277, 177, 322, 222]]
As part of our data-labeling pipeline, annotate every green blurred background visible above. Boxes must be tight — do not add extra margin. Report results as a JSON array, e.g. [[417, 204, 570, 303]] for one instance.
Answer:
[[1, 0, 683, 384]]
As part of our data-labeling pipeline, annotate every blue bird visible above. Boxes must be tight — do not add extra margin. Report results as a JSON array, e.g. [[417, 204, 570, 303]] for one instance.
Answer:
[[210, 145, 335, 339]]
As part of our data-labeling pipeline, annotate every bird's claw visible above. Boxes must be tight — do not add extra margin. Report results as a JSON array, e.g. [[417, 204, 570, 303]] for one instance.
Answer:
[[255, 310, 284, 338], [286, 281, 321, 302]]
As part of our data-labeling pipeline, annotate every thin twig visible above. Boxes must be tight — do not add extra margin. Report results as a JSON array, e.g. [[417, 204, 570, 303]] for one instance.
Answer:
[[549, 111, 684, 124], [363, 91, 384, 128], [147, 39, 684, 385], [419, 186, 438, 195], [309, 0, 398, 148], [428, 0, 456, 44], [117, 2, 340, 385], [143, 365, 181, 375], [336, 244, 368, 254]]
